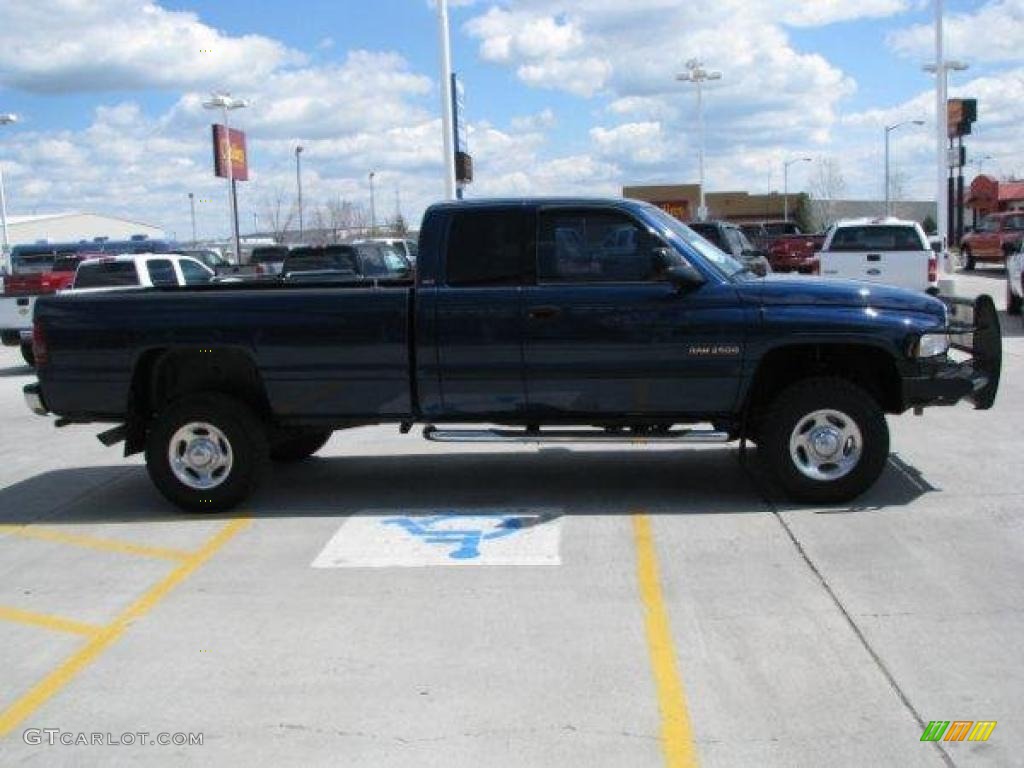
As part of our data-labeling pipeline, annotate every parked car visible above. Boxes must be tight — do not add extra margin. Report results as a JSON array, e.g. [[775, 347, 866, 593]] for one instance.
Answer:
[[70, 253, 214, 293], [819, 218, 938, 293], [688, 221, 772, 276], [24, 198, 1001, 513], [281, 244, 412, 282], [761, 222, 825, 274], [249, 245, 291, 276], [960, 212, 1024, 270], [352, 237, 419, 265], [1007, 239, 1023, 317]]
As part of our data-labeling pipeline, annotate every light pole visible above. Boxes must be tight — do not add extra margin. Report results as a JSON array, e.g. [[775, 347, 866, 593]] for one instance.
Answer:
[[295, 145, 304, 241], [677, 59, 722, 222], [884, 120, 925, 216], [969, 154, 993, 174], [437, 0, 457, 200], [923, 0, 968, 252], [783, 157, 811, 222], [188, 192, 197, 244], [369, 171, 377, 235], [202, 92, 249, 264], [0, 113, 17, 270]]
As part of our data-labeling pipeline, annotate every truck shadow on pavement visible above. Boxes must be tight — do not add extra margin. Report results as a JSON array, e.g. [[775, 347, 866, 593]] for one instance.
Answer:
[[0, 448, 934, 525], [0, 363, 32, 377]]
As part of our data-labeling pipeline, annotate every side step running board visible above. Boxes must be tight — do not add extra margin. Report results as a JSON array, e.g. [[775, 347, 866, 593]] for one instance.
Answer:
[[423, 426, 731, 444]]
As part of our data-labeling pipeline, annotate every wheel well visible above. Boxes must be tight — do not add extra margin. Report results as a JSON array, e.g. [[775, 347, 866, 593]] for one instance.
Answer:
[[746, 344, 903, 423], [131, 348, 271, 422]]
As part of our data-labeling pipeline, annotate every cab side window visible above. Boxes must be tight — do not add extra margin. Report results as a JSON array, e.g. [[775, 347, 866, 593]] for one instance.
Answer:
[[180, 259, 213, 285], [537, 210, 662, 283], [147, 259, 178, 287]]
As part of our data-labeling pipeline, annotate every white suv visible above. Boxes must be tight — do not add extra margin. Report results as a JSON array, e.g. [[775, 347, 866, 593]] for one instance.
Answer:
[[818, 218, 938, 293], [69, 253, 214, 293]]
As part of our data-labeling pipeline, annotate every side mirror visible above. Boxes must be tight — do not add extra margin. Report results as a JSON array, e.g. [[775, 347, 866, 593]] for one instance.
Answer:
[[665, 263, 705, 288]]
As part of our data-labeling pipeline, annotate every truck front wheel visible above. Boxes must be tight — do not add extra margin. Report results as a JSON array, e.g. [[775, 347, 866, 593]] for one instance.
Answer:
[[20, 341, 35, 368], [145, 393, 268, 513], [1007, 276, 1022, 316], [758, 378, 889, 504]]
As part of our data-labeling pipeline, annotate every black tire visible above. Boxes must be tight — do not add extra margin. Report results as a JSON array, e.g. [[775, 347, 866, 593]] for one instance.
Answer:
[[963, 246, 975, 271], [20, 341, 35, 368], [757, 377, 889, 504], [269, 430, 331, 462], [145, 393, 268, 513]]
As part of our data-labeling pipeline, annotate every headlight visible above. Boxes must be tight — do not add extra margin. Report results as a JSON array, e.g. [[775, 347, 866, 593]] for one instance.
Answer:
[[916, 333, 950, 358]]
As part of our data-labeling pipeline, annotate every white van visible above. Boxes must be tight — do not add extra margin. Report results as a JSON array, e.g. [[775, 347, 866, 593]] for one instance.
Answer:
[[818, 218, 938, 293]]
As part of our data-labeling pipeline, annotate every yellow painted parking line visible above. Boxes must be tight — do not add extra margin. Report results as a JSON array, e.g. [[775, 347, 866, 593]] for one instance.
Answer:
[[0, 524, 193, 563], [0, 606, 103, 638], [632, 513, 699, 768], [0, 517, 250, 738]]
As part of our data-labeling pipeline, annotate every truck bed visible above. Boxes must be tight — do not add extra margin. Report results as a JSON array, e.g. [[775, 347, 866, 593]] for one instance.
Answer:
[[35, 281, 415, 420]]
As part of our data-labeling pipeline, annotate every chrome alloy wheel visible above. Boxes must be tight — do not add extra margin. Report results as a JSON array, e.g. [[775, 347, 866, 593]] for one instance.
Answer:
[[788, 409, 863, 482], [168, 422, 234, 490]]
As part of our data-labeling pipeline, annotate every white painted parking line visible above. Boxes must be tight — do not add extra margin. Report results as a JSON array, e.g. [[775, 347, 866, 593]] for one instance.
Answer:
[[311, 509, 563, 568]]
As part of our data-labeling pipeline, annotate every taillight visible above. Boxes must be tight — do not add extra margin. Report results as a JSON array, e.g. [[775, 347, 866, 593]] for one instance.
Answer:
[[928, 253, 938, 284], [32, 321, 49, 367], [811, 259, 821, 275], [255, 263, 265, 275]]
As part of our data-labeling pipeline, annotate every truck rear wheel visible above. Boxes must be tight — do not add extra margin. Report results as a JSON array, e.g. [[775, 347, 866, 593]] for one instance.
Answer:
[[1007, 275, 1022, 316], [962, 246, 975, 271], [145, 393, 268, 513], [758, 378, 889, 504], [20, 341, 35, 368], [270, 430, 332, 462]]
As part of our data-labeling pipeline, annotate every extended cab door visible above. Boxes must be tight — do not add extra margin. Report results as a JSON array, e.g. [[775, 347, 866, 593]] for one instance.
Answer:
[[431, 207, 531, 416], [522, 207, 744, 416]]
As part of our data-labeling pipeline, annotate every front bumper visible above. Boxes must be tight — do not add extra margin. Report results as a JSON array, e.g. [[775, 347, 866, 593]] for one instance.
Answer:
[[23, 382, 48, 416], [903, 294, 1002, 411]]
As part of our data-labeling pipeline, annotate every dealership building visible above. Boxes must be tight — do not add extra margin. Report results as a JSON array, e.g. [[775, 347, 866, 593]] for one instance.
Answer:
[[3, 212, 164, 248]]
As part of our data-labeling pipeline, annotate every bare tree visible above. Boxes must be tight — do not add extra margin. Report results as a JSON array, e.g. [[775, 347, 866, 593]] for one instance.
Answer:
[[261, 188, 296, 244], [808, 157, 847, 230], [323, 198, 367, 242]]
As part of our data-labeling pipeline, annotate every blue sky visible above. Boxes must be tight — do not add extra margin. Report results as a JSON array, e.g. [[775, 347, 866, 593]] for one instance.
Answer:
[[0, 1, 1021, 240]]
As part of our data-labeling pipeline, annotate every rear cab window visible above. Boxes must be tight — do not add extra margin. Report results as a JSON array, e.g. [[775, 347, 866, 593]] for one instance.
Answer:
[[445, 210, 530, 286], [146, 259, 179, 287], [827, 225, 926, 252], [74, 261, 140, 288], [285, 246, 358, 274]]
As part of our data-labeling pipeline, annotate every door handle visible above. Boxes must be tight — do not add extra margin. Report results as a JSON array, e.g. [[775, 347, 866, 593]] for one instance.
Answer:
[[866, 254, 881, 262], [529, 306, 561, 321]]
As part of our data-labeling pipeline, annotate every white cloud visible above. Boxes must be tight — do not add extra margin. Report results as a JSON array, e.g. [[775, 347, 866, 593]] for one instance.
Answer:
[[0, 0, 302, 93], [887, 0, 1024, 63]]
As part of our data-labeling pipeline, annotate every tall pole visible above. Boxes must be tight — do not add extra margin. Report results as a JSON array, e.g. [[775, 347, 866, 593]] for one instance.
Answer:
[[782, 158, 811, 222], [437, 0, 457, 200], [295, 145, 304, 241], [188, 192, 197, 245], [0, 113, 18, 271], [885, 127, 891, 216], [221, 105, 240, 264], [369, 171, 377, 235], [935, 0, 948, 251], [696, 79, 706, 221]]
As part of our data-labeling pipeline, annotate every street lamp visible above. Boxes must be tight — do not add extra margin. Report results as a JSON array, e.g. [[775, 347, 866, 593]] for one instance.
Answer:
[[969, 154, 993, 174], [202, 92, 249, 263], [295, 145, 304, 241], [0, 113, 17, 269], [783, 157, 811, 222], [188, 192, 197, 245], [369, 171, 377, 235], [884, 120, 925, 216], [437, 0, 457, 201], [677, 59, 722, 222]]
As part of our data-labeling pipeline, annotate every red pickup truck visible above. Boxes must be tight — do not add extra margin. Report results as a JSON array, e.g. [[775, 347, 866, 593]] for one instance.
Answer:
[[750, 221, 825, 274], [960, 212, 1024, 269]]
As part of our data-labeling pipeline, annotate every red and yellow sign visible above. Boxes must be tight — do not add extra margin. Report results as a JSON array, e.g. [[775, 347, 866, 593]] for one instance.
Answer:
[[212, 124, 249, 181]]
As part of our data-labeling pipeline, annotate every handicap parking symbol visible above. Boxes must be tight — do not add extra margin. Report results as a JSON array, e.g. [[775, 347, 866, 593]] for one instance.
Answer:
[[311, 508, 563, 568]]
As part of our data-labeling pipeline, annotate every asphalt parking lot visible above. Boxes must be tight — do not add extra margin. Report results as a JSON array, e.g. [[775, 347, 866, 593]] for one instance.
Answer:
[[0, 269, 1020, 768]]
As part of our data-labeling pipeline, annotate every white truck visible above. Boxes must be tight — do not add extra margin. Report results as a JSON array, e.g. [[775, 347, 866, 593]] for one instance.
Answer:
[[818, 218, 938, 294]]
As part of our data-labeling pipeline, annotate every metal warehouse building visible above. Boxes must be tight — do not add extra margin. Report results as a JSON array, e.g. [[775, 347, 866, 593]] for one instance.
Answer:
[[4, 212, 164, 247]]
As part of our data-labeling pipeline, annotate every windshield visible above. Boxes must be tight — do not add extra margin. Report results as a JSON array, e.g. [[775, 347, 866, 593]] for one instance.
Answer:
[[639, 205, 744, 277]]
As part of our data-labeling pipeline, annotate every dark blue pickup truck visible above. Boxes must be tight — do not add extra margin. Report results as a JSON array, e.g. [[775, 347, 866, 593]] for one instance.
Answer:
[[24, 199, 1001, 512]]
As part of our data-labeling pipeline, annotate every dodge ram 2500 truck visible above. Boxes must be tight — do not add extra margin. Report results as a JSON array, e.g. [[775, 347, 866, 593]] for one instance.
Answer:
[[24, 199, 1002, 512]]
